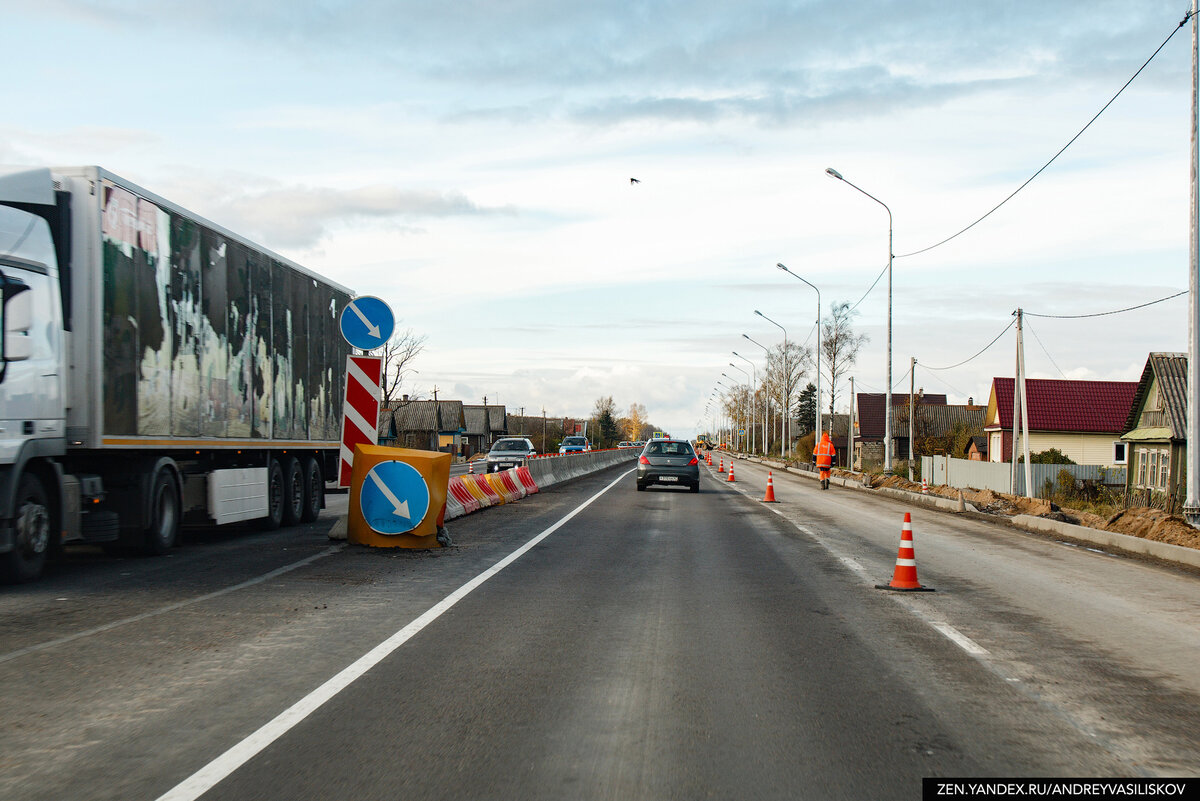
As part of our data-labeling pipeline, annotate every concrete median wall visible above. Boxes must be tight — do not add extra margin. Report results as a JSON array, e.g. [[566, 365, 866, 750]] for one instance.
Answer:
[[525, 448, 639, 489], [443, 448, 638, 522]]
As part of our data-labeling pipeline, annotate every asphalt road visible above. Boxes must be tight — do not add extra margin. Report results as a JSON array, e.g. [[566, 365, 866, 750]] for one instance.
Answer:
[[1, 459, 1197, 800]]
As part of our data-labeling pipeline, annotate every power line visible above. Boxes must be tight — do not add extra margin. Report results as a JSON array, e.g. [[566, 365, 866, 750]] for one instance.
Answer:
[[1023, 318, 1068, 379], [1025, 290, 1186, 319], [849, 261, 889, 313], [916, 365, 969, 399], [896, 11, 1192, 260], [922, 318, 1016, 371]]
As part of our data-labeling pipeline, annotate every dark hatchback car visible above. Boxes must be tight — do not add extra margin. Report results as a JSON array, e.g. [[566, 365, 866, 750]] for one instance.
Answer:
[[637, 439, 700, 492]]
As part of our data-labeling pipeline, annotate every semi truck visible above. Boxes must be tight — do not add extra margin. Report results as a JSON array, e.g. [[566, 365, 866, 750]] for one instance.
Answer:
[[0, 166, 354, 582]]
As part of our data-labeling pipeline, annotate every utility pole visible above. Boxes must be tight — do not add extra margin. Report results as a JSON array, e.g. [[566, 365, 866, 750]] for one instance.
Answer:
[[908, 357, 916, 481], [541, 407, 547, 453], [1187, 0, 1200, 526], [1009, 310, 1033, 497], [848, 376, 856, 471]]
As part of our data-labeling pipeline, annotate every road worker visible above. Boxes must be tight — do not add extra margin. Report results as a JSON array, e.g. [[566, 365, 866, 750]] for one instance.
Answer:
[[813, 431, 836, 490]]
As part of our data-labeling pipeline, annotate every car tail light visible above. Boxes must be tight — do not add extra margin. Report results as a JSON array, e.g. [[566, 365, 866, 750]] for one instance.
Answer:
[[688, 457, 698, 466], [639, 455, 650, 465]]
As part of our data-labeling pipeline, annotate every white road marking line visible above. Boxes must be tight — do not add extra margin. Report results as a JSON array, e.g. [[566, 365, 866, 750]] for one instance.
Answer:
[[156, 468, 635, 801], [837, 556, 869, 576], [0, 546, 344, 666], [930, 622, 990, 656], [720, 465, 997, 663]]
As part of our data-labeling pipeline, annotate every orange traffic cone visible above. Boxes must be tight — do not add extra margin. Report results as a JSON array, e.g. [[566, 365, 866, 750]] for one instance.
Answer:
[[876, 513, 934, 592], [762, 471, 778, 502], [921, 477, 928, 494], [706, 453, 712, 465], [718, 456, 724, 473], [727, 463, 735, 482], [468, 460, 474, 474]]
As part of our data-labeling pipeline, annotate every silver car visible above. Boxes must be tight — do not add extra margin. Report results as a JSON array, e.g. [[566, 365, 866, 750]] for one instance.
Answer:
[[486, 437, 537, 472], [636, 439, 700, 492]]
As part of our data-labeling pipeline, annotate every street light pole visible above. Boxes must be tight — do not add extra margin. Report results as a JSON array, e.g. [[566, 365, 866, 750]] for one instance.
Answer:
[[755, 310, 789, 458], [728, 363, 750, 453], [777, 262, 821, 444], [826, 167, 894, 472], [743, 334, 771, 456], [732, 352, 757, 454]]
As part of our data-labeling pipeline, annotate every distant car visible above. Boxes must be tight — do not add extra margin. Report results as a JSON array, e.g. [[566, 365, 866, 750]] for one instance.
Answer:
[[637, 439, 700, 492], [618, 441, 634, 448], [559, 436, 590, 454], [486, 437, 537, 472]]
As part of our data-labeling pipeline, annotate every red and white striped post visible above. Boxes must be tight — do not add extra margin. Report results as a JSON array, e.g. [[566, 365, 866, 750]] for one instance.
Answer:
[[338, 355, 383, 488]]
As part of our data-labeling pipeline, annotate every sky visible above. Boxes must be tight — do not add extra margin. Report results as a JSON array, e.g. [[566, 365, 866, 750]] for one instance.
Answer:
[[3, 0, 1196, 439]]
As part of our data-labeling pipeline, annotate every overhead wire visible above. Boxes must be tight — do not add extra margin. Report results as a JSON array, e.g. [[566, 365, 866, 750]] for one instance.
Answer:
[[896, 10, 1193, 260], [922, 318, 1016, 371], [1023, 318, 1068, 379], [1024, 289, 1186, 319]]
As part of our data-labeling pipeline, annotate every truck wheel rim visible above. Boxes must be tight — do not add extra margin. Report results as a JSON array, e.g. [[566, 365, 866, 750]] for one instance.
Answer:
[[16, 501, 50, 556]]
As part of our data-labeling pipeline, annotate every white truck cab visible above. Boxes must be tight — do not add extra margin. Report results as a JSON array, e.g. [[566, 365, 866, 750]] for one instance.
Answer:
[[0, 202, 67, 581]]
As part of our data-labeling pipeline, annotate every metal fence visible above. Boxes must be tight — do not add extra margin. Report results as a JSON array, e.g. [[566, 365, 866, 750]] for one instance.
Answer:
[[920, 456, 1126, 499]]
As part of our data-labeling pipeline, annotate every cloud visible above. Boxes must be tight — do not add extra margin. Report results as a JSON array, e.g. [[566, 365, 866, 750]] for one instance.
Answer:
[[197, 182, 515, 249]]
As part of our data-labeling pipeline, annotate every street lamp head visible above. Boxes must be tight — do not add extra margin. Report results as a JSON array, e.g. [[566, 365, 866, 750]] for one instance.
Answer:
[[825, 167, 843, 180], [754, 310, 763, 317], [776, 262, 788, 272]]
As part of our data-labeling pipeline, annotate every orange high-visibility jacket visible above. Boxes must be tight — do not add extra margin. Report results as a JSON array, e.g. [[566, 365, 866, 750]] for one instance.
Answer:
[[814, 436, 836, 468]]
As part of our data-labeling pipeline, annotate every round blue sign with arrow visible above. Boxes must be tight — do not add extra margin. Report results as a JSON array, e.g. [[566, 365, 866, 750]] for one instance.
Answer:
[[339, 295, 395, 351], [359, 460, 431, 535]]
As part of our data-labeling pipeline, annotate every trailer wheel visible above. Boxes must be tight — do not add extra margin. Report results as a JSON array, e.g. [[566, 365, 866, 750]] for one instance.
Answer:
[[281, 456, 304, 527], [1, 473, 51, 583], [300, 457, 323, 524], [143, 468, 180, 555], [259, 459, 285, 531]]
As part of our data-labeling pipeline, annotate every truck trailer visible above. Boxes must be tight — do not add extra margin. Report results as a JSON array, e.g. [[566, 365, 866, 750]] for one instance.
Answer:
[[0, 166, 354, 582]]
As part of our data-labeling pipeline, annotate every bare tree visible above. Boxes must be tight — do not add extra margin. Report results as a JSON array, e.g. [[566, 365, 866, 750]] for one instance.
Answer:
[[764, 340, 811, 449], [379, 327, 428, 407], [822, 301, 868, 416]]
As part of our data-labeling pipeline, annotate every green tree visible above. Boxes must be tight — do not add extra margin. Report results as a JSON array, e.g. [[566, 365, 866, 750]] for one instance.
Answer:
[[1020, 448, 1076, 465], [592, 396, 621, 449], [795, 382, 817, 436]]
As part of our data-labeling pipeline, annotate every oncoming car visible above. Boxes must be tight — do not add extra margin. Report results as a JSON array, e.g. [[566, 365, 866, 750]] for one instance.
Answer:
[[636, 439, 700, 492], [486, 437, 537, 472], [559, 436, 590, 454]]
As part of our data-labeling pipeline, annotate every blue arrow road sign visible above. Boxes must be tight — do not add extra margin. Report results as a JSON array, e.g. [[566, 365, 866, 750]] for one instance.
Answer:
[[359, 460, 431, 535], [339, 296, 395, 351]]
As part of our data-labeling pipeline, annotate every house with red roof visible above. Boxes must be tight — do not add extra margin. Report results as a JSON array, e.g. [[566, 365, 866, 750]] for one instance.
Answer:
[[983, 378, 1138, 467]]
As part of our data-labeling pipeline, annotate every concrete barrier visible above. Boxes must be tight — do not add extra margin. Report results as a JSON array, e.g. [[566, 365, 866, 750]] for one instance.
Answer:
[[441, 448, 638, 522], [526, 448, 638, 489]]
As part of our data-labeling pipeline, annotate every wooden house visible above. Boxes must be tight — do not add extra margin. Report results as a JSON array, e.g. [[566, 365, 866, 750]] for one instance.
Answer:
[[1120, 353, 1187, 506]]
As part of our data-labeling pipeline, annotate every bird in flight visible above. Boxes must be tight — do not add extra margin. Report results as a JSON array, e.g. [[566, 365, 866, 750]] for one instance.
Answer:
[[630, 178, 640, 184]]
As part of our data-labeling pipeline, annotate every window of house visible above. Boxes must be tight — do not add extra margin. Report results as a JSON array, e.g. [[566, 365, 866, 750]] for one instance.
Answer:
[[1137, 448, 1148, 488], [1159, 449, 1170, 490], [1149, 451, 1159, 490], [1112, 441, 1127, 465]]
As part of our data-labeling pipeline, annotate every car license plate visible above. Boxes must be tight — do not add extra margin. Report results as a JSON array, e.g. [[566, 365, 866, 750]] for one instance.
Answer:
[[660, 475, 678, 482], [499, 463, 514, 469]]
